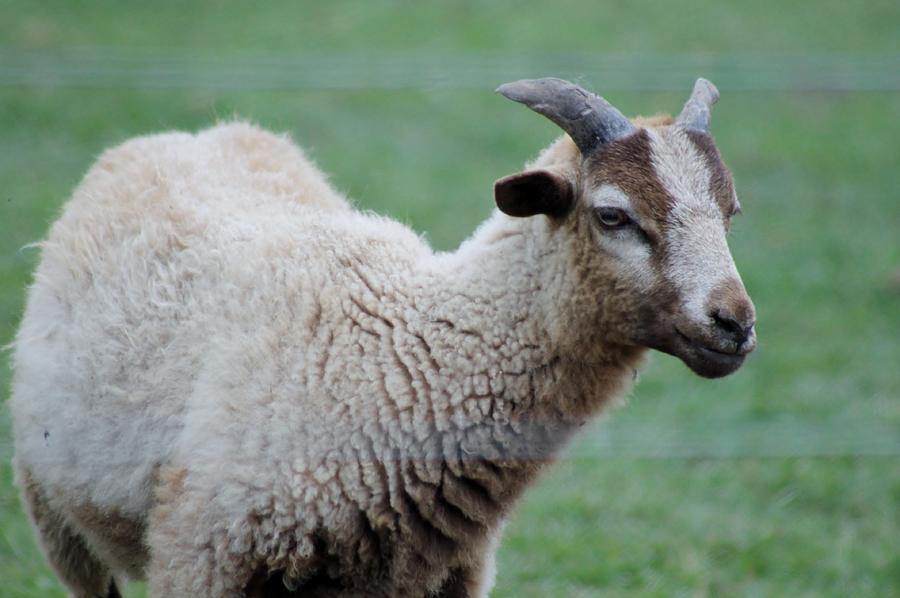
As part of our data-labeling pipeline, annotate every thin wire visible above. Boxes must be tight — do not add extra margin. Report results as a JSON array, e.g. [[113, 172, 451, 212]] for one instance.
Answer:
[[567, 417, 900, 459], [1, 48, 898, 91], [0, 418, 896, 459]]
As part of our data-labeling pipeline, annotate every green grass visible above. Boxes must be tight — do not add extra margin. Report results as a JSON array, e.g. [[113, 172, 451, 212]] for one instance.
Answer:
[[1, 1, 899, 596]]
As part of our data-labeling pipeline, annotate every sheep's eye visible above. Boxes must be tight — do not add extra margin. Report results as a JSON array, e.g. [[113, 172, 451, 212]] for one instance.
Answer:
[[594, 207, 631, 229]]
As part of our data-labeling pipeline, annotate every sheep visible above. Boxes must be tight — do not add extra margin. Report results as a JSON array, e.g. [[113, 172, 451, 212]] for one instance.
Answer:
[[10, 77, 757, 597]]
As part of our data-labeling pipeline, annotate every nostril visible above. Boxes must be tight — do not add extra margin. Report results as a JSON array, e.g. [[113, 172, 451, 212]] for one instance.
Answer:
[[712, 309, 751, 341]]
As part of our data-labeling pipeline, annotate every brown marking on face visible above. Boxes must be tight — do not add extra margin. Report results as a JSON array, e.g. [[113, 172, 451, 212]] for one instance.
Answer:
[[562, 130, 686, 353], [586, 130, 677, 240], [683, 130, 738, 220]]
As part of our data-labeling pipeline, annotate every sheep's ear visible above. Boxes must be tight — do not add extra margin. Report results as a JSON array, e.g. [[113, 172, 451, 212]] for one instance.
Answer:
[[494, 169, 574, 218]]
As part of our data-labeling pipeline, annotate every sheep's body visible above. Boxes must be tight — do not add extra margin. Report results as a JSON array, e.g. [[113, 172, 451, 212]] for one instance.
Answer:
[[12, 122, 642, 596]]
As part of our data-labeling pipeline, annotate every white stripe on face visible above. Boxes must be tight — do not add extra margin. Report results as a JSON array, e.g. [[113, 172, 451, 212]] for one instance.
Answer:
[[646, 128, 741, 322], [588, 183, 655, 290], [588, 182, 634, 213]]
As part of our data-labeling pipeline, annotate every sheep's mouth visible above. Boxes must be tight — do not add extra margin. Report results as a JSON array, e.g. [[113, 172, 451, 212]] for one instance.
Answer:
[[672, 328, 747, 379]]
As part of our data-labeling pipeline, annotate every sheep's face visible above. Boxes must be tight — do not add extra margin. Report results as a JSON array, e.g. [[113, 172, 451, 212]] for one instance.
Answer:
[[580, 124, 755, 378], [495, 78, 755, 378], [496, 124, 756, 378]]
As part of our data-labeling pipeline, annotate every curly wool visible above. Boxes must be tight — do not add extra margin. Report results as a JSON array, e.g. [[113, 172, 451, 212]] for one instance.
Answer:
[[11, 122, 644, 597]]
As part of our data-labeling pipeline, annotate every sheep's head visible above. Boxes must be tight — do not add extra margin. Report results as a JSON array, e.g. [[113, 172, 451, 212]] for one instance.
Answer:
[[495, 78, 756, 378]]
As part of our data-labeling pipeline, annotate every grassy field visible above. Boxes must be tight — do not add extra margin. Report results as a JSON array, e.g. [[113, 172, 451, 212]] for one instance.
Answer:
[[1, 1, 899, 596]]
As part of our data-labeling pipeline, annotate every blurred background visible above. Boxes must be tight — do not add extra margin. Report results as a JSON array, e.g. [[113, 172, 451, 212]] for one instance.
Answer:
[[1, 1, 898, 596]]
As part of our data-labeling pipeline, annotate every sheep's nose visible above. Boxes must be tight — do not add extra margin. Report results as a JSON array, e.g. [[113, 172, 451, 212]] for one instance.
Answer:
[[711, 308, 755, 346], [705, 278, 756, 350]]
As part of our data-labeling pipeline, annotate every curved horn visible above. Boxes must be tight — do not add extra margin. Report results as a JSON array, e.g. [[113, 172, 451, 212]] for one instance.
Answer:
[[676, 78, 720, 132], [496, 78, 636, 155]]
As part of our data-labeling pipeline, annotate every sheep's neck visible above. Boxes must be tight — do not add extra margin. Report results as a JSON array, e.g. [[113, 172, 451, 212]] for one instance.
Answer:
[[411, 214, 645, 507]]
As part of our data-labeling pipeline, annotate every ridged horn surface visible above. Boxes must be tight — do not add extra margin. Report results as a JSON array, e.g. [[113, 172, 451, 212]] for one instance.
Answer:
[[496, 77, 637, 155], [676, 78, 720, 132]]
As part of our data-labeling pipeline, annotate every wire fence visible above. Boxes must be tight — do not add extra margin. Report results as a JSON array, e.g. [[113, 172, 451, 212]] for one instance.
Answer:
[[568, 417, 900, 459], [1, 46, 898, 460], [2, 47, 899, 92], [1, 411, 897, 460]]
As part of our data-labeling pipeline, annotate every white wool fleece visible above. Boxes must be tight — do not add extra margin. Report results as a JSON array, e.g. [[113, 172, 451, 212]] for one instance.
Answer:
[[11, 122, 643, 597]]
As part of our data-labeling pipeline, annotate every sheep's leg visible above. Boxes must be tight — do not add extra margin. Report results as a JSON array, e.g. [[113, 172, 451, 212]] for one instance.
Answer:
[[146, 466, 261, 598], [16, 465, 120, 598], [437, 526, 503, 598], [436, 560, 496, 598], [435, 568, 470, 597]]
